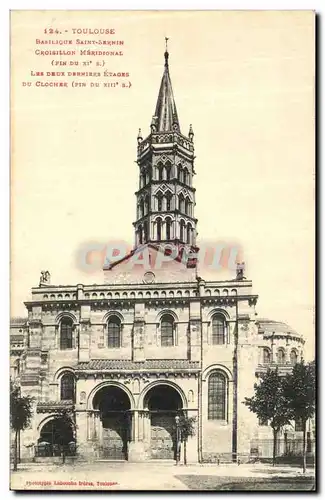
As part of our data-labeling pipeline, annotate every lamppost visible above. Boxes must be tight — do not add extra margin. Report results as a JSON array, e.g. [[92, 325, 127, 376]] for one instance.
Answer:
[[175, 415, 181, 465]]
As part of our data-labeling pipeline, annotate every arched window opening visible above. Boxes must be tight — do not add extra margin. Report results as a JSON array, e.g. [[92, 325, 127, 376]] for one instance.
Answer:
[[161, 314, 174, 347], [157, 194, 163, 212], [144, 196, 149, 215], [177, 165, 183, 182], [138, 225, 143, 245], [208, 372, 227, 420], [107, 317, 121, 348], [277, 348, 285, 364], [166, 194, 172, 211], [60, 317, 73, 350], [211, 315, 226, 345], [186, 223, 192, 244], [60, 373, 75, 402], [143, 221, 148, 243], [166, 164, 171, 180], [180, 220, 186, 242], [166, 218, 172, 240], [158, 165, 163, 181], [183, 168, 189, 185], [263, 348, 271, 364], [156, 218, 162, 241], [185, 199, 191, 216], [139, 199, 144, 218], [178, 194, 185, 213], [290, 349, 298, 365]]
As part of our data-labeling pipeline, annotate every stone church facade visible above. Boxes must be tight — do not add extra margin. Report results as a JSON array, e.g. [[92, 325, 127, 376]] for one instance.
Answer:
[[10, 47, 306, 464]]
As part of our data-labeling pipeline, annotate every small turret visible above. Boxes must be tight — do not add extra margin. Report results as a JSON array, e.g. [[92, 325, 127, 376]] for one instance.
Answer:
[[137, 128, 143, 144], [151, 116, 157, 133], [188, 124, 194, 142]]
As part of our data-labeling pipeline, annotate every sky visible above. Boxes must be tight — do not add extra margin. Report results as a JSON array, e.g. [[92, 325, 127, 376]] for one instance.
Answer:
[[10, 10, 315, 359]]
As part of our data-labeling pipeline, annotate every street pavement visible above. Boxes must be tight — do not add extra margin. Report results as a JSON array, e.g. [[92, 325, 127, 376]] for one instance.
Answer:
[[10, 461, 316, 491]]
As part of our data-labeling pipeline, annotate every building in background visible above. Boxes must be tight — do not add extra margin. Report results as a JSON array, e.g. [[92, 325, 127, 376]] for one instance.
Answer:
[[10, 47, 308, 464]]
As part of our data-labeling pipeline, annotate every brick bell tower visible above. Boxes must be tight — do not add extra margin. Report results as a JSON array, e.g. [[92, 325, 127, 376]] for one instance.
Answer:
[[133, 41, 198, 260]]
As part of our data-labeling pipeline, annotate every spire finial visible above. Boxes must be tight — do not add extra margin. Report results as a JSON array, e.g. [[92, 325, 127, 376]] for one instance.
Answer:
[[164, 37, 169, 66]]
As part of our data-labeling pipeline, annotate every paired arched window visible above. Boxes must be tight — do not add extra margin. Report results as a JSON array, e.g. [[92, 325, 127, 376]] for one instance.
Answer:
[[208, 372, 227, 420], [60, 372, 75, 401], [263, 348, 271, 364], [156, 192, 173, 212], [290, 349, 298, 365], [107, 316, 121, 348], [211, 315, 226, 345], [161, 314, 174, 347], [60, 317, 73, 350], [277, 348, 285, 364]]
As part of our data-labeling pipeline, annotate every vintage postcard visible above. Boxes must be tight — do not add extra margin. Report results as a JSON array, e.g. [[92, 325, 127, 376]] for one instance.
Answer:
[[10, 10, 315, 491]]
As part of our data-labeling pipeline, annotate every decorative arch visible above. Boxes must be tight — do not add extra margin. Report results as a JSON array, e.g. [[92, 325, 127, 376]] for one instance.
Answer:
[[202, 364, 233, 382], [53, 366, 75, 384], [37, 414, 76, 432], [54, 311, 78, 325], [155, 309, 179, 323], [87, 381, 135, 411], [138, 380, 187, 410], [207, 308, 230, 321], [102, 311, 124, 324]]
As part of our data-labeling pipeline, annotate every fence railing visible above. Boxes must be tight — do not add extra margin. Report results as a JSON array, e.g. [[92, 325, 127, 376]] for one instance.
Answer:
[[250, 438, 315, 459], [34, 443, 76, 458]]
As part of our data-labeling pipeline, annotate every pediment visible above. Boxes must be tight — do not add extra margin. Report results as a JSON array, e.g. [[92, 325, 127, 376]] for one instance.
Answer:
[[103, 244, 197, 285]]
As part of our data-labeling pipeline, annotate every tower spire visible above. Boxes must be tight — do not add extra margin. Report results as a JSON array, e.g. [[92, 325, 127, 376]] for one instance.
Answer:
[[164, 37, 169, 67], [134, 44, 197, 253], [153, 38, 180, 133]]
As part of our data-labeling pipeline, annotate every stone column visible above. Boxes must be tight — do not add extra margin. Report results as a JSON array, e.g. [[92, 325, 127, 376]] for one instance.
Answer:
[[128, 410, 146, 462], [75, 410, 89, 459]]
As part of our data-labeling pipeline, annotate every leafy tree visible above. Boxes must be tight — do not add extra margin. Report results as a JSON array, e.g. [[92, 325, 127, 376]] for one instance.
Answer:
[[284, 360, 316, 473], [10, 381, 34, 471], [177, 414, 197, 465], [243, 368, 292, 465]]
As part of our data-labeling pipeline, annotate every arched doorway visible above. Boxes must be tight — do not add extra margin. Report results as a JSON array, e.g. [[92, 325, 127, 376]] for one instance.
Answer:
[[37, 417, 75, 457], [93, 386, 131, 460], [144, 384, 183, 460]]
